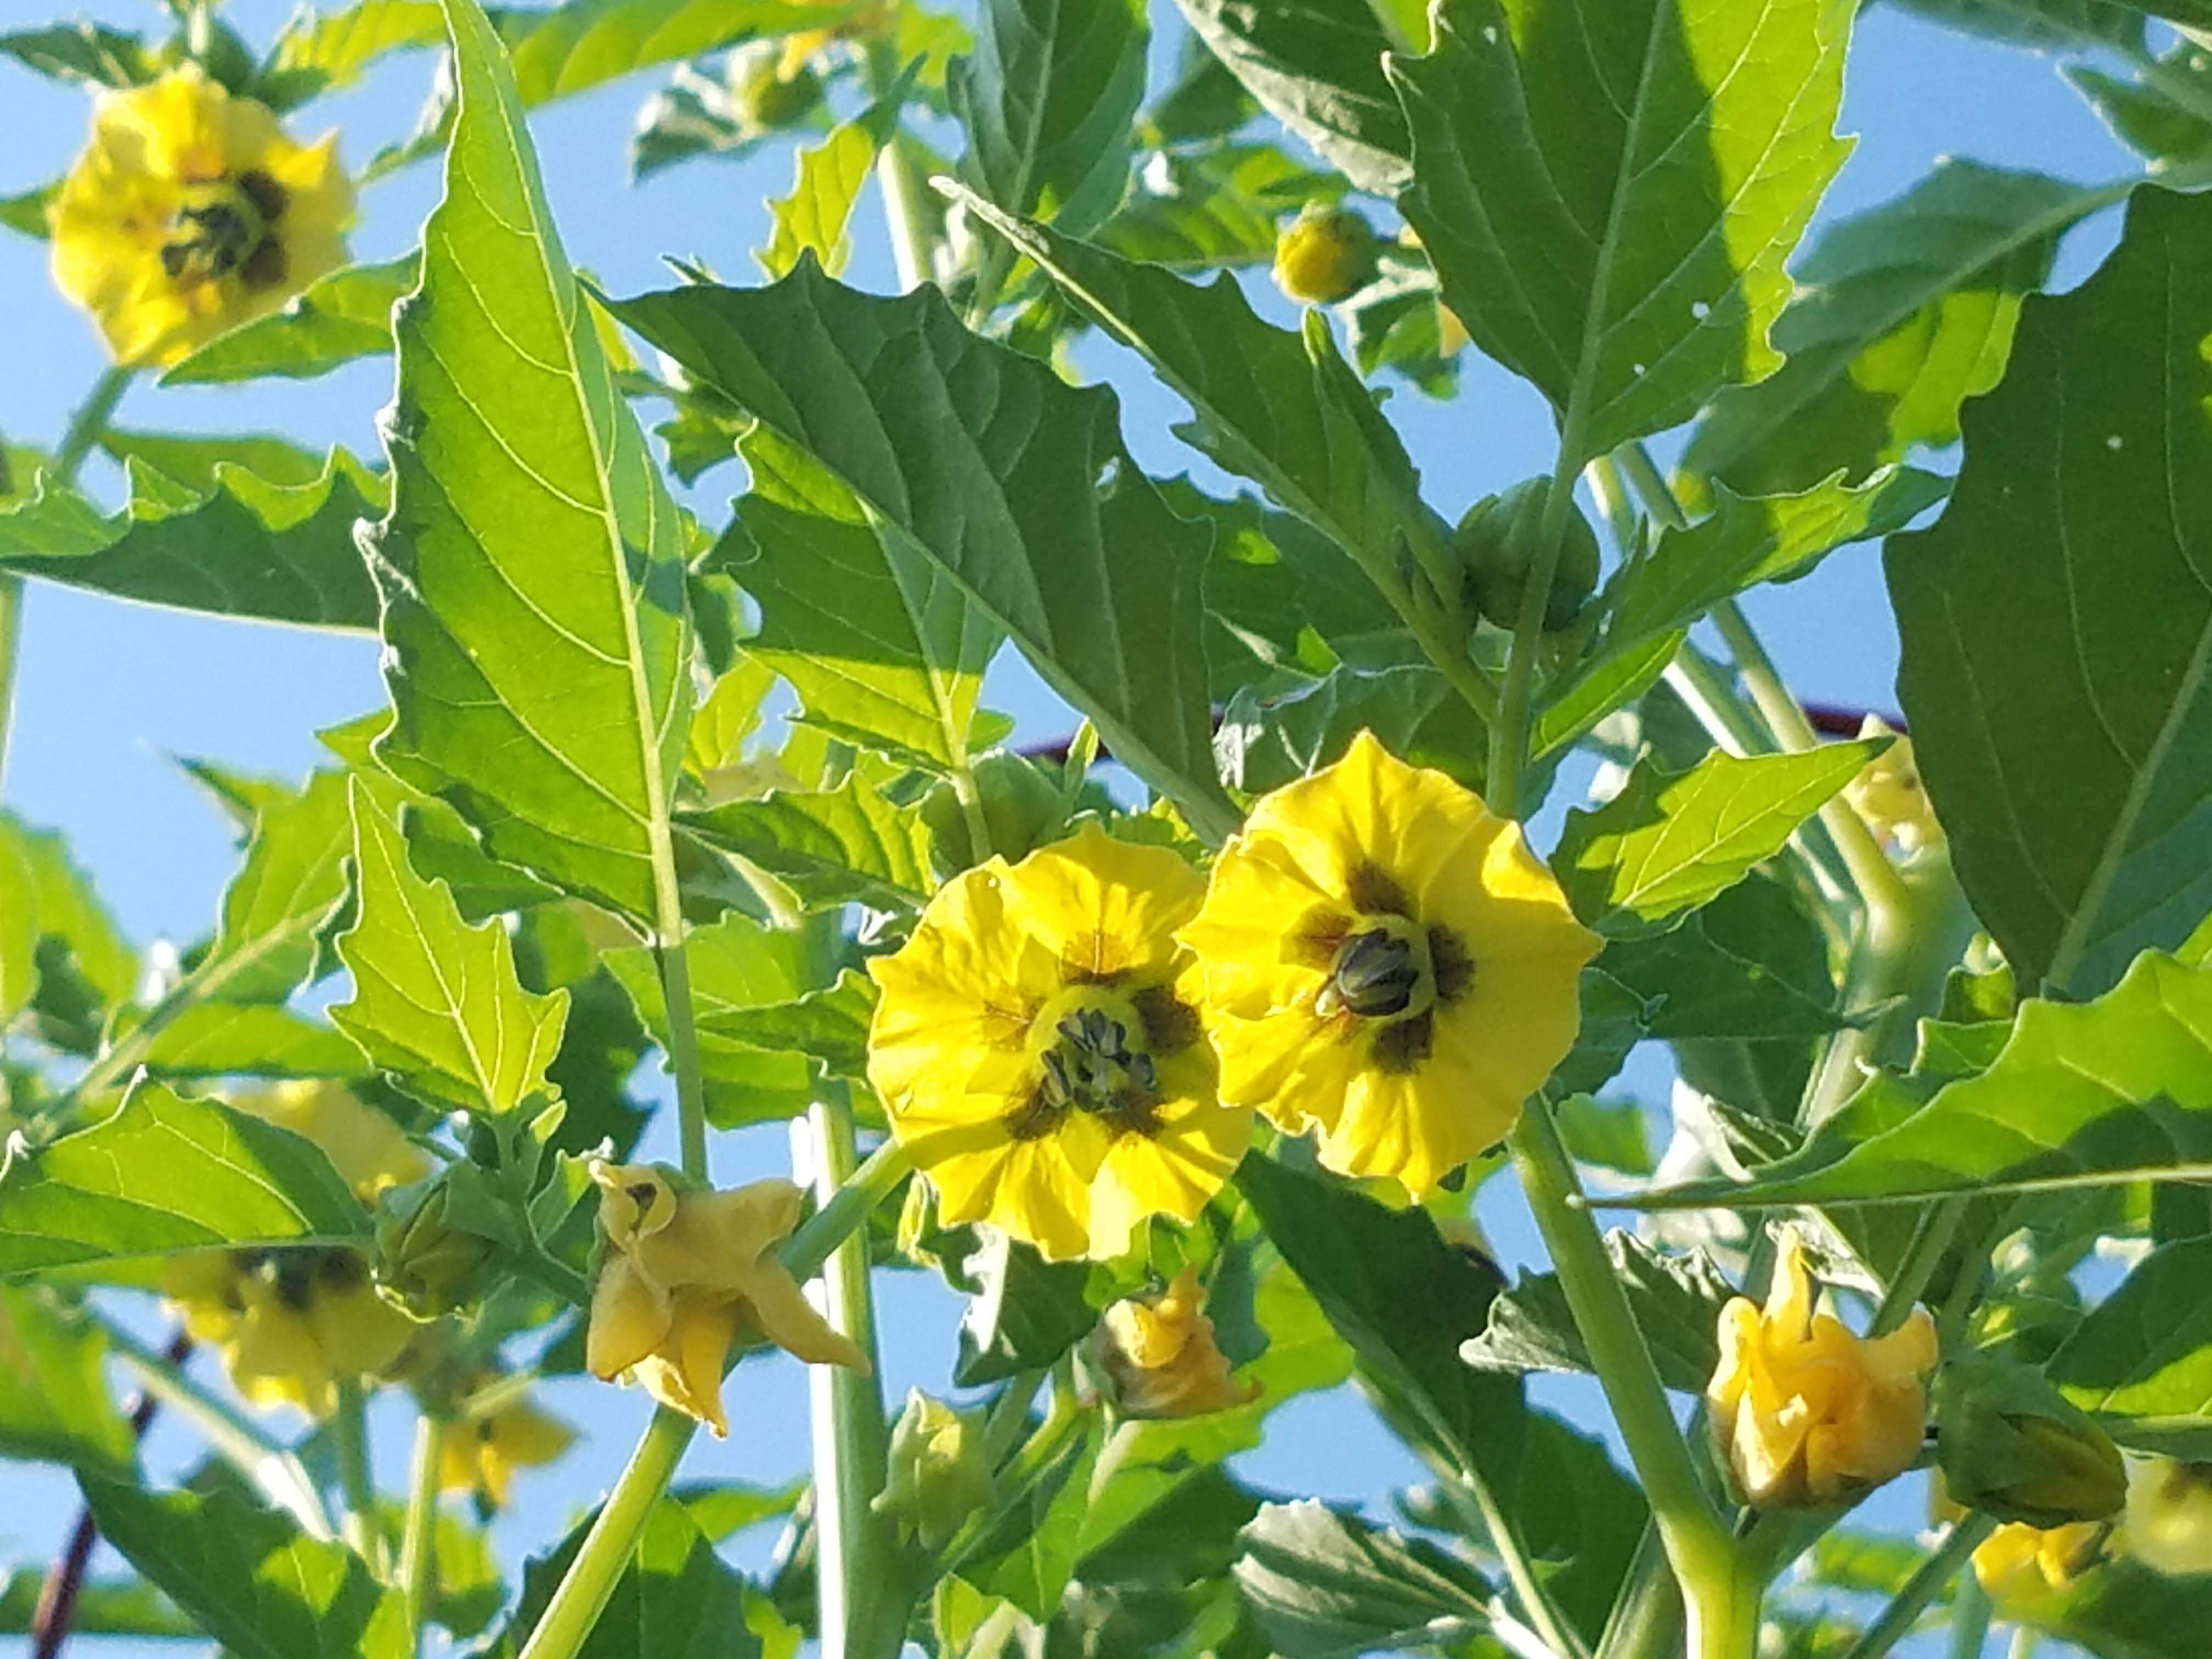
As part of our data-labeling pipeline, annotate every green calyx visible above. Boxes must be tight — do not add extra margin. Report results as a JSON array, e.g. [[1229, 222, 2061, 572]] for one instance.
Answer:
[[1453, 477, 1602, 634], [1936, 1357, 2128, 1528]]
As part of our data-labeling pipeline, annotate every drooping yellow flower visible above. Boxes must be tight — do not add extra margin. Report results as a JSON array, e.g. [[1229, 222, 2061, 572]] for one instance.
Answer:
[[163, 1246, 414, 1417], [1973, 1519, 2104, 1599], [1705, 1234, 1938, 1509], [439, 1389, 577, 1510], [49, 64, 352, 367], [1272, 206, 1378, 305], [234, 1080, 427, 1204], [2119, 1458, 2212, 1577], [1846, 716, 1944, 854], [1178, 731, 1599, 1195], [585, 1161, 867, 1436], [1096, 1265, 1261, 1419], [867, 821, 1250, 1262]]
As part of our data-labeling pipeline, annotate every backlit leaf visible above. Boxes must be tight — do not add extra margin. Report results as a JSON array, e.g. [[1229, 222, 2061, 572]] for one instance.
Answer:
[[1460, 1233, 1734, 1393], [136, 1004, 365, 1080], [680, 776, 935, 912], [759, 77, 912, 279], [162, 256, 419, 386], [0, 1284, 137, 1471], [2050, 1236, 2212, 1454]]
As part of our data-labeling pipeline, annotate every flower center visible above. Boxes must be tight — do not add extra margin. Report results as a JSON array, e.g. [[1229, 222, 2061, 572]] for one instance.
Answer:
[[1026, 987, 1158, 1119], [1314, 912, 1435, 1024], [160, 171, 287, 287]]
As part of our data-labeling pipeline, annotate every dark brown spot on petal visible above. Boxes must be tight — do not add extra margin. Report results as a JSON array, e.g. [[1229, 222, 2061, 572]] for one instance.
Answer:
[[240, 235, 287, 290], [1429, 926, 1473, 1006], [1370, 1011, 1433, 1075], [625, 1183, 659, 1210], [1005, 1092, 1066, 1142], [1132, 983, 1201, 1056], [236, 168, 289, 222], [1346, 861, 1412, 918]]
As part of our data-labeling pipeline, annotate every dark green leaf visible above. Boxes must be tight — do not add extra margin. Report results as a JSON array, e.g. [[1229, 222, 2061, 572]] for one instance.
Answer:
[[1555, 1094, 1656, 1176], [1887, 185, 2212, 999], [953, 1229, 1100, 1386], [690, 967, 874, 1080], [1551, 968, 1652, 1098], [1102, 145, 1339, 273], [0, 1573, 193, 1639], [0, 184, 55, 241], [0, 23, 151, 86], [1460, 1233, 1734, 1393], [0, 1285, 136, 1471], [2050, 1237, 2212, 1454], [1602, 870, 1847, 1040], [680, 776, 935, 912], [1887, 0, 2146, 52], [1215, 665, 1485, 795], [1232, 1500, 1492, 1658], [162, 256, 419, 386], [2069, 47, 2212, 170]]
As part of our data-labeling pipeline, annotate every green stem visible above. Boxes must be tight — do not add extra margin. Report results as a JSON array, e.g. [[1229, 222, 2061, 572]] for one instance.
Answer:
[[52, 368, 131, 488], [652, 935, 712, 1181], [866, 46, 936, 295], [398, 1414, 445, 1654], [1430, 1460, 1589, 1659], [1876, 1195, 1968, 1337], [980, 1369, 1046, 1467], [332, 1380, 380, 1566], [1616, 442, 1690, 533], [0, 574, 21, 801], [1596, 1520, 1681, 1659], [785, 1138, 911, 1280], [2005, 1625, 2038, 1659], [1488, 405, 1591, 814], [1838, 1516, 1996, 1659], [1947, 1575, 1993, 1659]]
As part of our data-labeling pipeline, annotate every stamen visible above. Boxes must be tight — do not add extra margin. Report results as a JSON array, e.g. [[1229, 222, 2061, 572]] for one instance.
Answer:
[[1317, 915, 1436, 1023], [1015, 987, 1163, 1133], [159, 179, 279, 287]]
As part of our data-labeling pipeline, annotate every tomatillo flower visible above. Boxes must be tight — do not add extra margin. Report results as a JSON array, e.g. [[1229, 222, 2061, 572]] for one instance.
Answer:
[[2120, 1458, 2212, 1577], [866, 821, 1250, 1262], [1177, 731, 1599, 1194], [1973, 1520, 2105, 1599], [1272, 206, 1378, 305], [49, 64, 353, 367], [163, 1246, 414, 1417], [585, 1161, 867, 1437], [235, 1080, 426, 1204], [1097, 1265, 1259, 1419], [1705, 1233, 1938, 1509], [1846, 716, 1944, 854], [439, 1388, 577, 1510]]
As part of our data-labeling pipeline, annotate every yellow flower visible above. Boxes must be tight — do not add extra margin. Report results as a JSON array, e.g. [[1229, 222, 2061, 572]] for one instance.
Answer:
[[867, 821, 1251, 1262], [585, 1161, 867, 1436], [1097, 1265, 1261, 1419], [1705, 1234, 1938, 1508], [234, 1081, 427, 1204], [1846, 716, 1944, 854], [1973, 1520, 2104, 1599], [49, 64, 352, 367], [162, 1246, 414, 1417], [1178, 731, 1599, 1195], [439, 1390, 577, 1510], [1272, 206, 1378, 306], [2119, 1458, 2212, 1577], [873, 1389, 994, 1550]]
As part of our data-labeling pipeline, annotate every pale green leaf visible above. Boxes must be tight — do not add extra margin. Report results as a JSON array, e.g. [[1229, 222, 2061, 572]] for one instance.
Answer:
[[692, 966, 875, 1079], [502, 0, 838, 104], [1685, 162, 2119, 495], [0, 183, 55, 241], [1460, 1234, 1734, 1392], [759, 78, 910, 279], [0, 453, 383, 630], [606, 913, 816, 1126], [0, 1574, 193, 1639], [1888, 186, 2212, 1000], [610, 263, 1235, 842], [680, 775, 934, 912], [98, 430, 332, 490], [949, 0, 1148, 236], [682, 655, 777, 778], [333, 781, 570, 1116], [0, 1285, 137, 1471], [82, 1480, 405, 1659], [1554, 741, 1884, 937], [0, 812, 136, 1051], [0, 22, 150, 87], [161, 256, 419, 387], [136, 1003, 365, 1080], [267, 0, 444, 94], [1101, 145, 1342, 273], [0, 821, 36, 1024], [202, 771, 359, 1004], [1232, 1500, 1492, 1658], [0, 1081, 368, 1275], [1392, 0, 1853, 461], [365, 0, 693, 923]]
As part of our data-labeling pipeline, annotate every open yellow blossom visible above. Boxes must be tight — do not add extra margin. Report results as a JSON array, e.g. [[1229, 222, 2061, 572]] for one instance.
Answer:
[[1705, 1234, 1938, 1508], [439, 1390, 577, 1510], [1973, 1520, 2104, 1599], [2120, 1458, 2212, 1577], [49, 64, 352, 367], [1846, 716, 1944, 853], [235, 1081, 427, 1203], [867, 821, 1250, 1262], [1097, 1265, 1261, 1419], [1178, 731, 1599, 1194], [163, 1246, 414, 1417], [586, 1161, 867, 1436]]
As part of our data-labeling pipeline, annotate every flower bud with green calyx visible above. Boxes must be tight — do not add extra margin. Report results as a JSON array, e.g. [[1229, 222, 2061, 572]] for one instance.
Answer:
[[1272, 207, 1379, 306], [729, 41, 821, 136], [373, 1163, 516, 1321], [1936, 1357, 2128, 1528], [1452, 477, 1602, 633], [871, 1388, 994, 1553]]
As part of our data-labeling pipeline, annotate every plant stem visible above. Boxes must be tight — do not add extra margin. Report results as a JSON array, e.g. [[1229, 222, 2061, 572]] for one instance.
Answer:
[[52, 368, 131, 488], [980, 1369, 1046, 1466], [1876, 1195, 1968, 1336], [0, 574, 21, 800], [2005, 1625, 2038, 1659], [1596, 1520, 1682, 1659], [1838, 1516, 1995, 1659], [1947, 1575, 1993, 1659], [398, 1414, 445, 1655], [333, 1380, 381, 1566], [1616, 442, 1690, 533], [653, 933, 712, 1181], [1431, 1459, 1589, 1659], [785, 1138, 912, 1280], [1489, 404, 1592, 813]]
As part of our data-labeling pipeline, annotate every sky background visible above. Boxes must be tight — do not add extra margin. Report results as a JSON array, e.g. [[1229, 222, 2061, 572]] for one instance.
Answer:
[[0, 0, 2158, 1653]]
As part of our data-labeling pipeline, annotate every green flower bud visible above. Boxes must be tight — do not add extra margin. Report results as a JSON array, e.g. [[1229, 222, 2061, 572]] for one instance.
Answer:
[[1452, 478, 1602, 633], [729, 41, 821, 135], [372, 1164, 515, 1320], [871, 1389, 994, 1552], [1272, 207, 1379, 306], [1936, 1358, 2128, 1528]]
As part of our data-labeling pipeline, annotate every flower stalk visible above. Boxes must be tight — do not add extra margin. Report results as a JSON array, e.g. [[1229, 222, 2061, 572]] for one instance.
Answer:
[[1835, 1517, 1996, 1659], [398, 1413, 446, 1655]]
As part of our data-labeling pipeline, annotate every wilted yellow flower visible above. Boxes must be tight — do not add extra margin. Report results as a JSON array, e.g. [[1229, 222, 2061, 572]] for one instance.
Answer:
[[235, 1080, 427, 1204], [49, 64, 352, 366], [1178, 731, 1599, 1194], [163, 1246, 414, 1417], [439, 1389, 576, 1510], [586, 1161, 867, 1436], [867, 821, 1250, 1262], [1846, 716, 1943, 853], [1272, 207, 1378, 305], [1437, 302, 1470, 356], [1705, 1234, 1938, 1508], [1097, 1266, 1260, 1419], [873, 1389, 994, 1550], [1973, 1519, 2104, 1599], [2120, 1458, 2212, 1577]]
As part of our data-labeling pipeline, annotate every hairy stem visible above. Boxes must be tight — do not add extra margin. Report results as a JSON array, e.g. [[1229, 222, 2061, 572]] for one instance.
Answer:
[[1839, 1516, 1995, 1659], [398, 1414, 446, 1654]]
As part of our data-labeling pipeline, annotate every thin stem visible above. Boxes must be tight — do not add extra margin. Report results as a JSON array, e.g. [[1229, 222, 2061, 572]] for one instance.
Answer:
[[52, 368, 132, 488], [2005, 1625, 2038, 1659], [947, 760, 998, 873], [1596, 1520, 1681, 1659], [1838, 1516, 1996, 1659], [1616, 442, 1690, 533], [652, 935, 712, 1181], [1431, 1461, 1588, 1659], [0, 574, 21, 801], [785, 1138, 911, 1280], [398, 1414, 445, 1655], [867, 45, 936, 295], [1489, 404, 1592, 814], [1875, 1195, 1968, 1337], [980, 1369, 1046, 1466], [332, 1380, 380, 1565], [1946, 1575, 1993, 1659]]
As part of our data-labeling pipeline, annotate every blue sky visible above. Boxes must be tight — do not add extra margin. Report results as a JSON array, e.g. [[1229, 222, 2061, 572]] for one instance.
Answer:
[[0, 1, 2152, 1652]]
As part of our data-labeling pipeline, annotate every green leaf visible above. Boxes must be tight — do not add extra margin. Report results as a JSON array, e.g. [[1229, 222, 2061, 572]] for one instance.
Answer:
[[1216, 665, 1484, 795], [2050, 1237, 2212, 1454], [1102, 145, 1341, 273], [1170, 0, 1413, 193], [1392, 0, 1853, 461], [202, 771, 359, 1004], [266, 1, 444, 95], [500, 0, 838, 105], [609, 263, 1235, 842], [1553, 968, 1652, 1098], [333, 781, 571, 1116], [1554, 741, 1884, 938], [0, 1284, 137, 1471], [0, 1573, 193, 1639], [1232, 1500, 1492, 1658], [136, 1003, 366, 1080], [2029, 1561, 2212, 1659], [759, 78, 912, 279], [1887, 185, 2212, 1000], [680, 776, 935, 912], [606, 913, 816, 1127], [365, 0, 693, 924], [715, 436, 999, 771], [98, 430, 335, 492], [1604, 469, 1949, 651], [1460, 1234, 1734, 1393], [692, 967, 874, 1080], [1636, 950, 2212, 1210], [0, 183, 55, 241], [0, 1082, 368, 1275], [1685, 162, 2118, 495], [0, 822, 37, 1025], [949, 0, 1148, 236], [953, 1229, 1101, 1386], [0, 813, 136, 1053], [1886, 0, 2146, 52], [671, 1476, 807, 1542], [0, 22, 151, 86], [161, 256, 419, 386], [1602, 869, 1847, 1040], [2070, 48, 2212, 171], [0, 453, 384, 630], [1555, 1094, 1656, 1176], [81, 1479, 405, 1659]]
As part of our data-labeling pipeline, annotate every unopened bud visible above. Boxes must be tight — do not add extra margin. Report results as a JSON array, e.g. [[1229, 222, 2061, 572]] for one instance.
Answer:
[[1452, 478, 1602, 634], [872, 1389, 994, 1551], [372, 1164, 514, 1319], [1272, 207, 1379, 306], [729, 41, 821, 134], [1936, 1358, 2126, 1528]]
